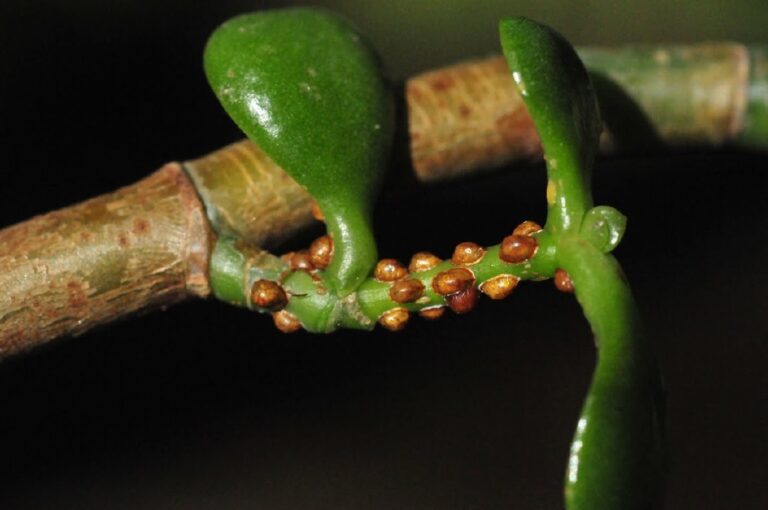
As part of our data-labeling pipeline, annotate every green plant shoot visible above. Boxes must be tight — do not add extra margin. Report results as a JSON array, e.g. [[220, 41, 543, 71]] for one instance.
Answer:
[[203, 10, 666, 505], [500, 17, 665, 510], [204, 8, 394, 295]]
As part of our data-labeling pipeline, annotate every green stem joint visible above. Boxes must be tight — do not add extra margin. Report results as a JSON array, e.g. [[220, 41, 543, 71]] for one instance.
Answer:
[[204, 8, 665, 510]]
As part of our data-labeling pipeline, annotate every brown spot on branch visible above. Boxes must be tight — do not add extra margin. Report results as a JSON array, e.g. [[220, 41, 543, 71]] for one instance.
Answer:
[[132, 218, 151, 235]]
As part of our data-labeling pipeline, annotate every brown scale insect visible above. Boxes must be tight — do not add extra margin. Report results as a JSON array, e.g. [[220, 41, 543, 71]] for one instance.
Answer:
[[446, 286, 479, 314], [311, 201, 325, 221], [408, 251, 442, 273], [554, 268, 575, 293], [374, 258, 408, 282], [451, 242, 485, 265], [389, 278, 425, 304], [419, 306, 445, 320], [289, 250, 316, 271], [513, 220, 543, 237], [379, 308, 410, 331], [273, 310, 302, 333], [309, 235, 333, 269], [250, 279, 288, 310], [432, 267, 475, 296], [480, 274, 520, 300], [499, 234, 538, 264]]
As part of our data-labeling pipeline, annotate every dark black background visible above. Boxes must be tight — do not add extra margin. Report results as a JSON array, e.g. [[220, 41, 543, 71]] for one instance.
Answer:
[[1, 1, 767, 508]]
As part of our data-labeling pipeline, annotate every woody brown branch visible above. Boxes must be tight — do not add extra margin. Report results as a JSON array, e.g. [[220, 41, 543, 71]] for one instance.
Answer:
[[0, 164, 212, 357], [0, 43, 759, 355]]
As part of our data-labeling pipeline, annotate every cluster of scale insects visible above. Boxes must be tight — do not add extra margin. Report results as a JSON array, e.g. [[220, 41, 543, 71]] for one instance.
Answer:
[[249, 203, 575, 333]]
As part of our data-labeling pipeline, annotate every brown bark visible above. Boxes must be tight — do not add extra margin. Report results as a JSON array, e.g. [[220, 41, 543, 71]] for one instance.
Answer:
[[0, 42, 764, 355], [408, 44, 755, 181], [184, 44, 755, 239], [407, 56, 543, 182], [183, 140, 314, 248], [0, 164, 212, 357]]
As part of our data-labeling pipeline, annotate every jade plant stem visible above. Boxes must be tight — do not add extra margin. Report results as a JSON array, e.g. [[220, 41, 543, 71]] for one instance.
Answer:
[[200, 13, 665, 509], [410, 43, 768, 181], [186, 42, 768, 250], [208, 227, 559, 333], [1, 41, 767, 354], [499, 17, 664, 509], [204, 9, 394, 296]]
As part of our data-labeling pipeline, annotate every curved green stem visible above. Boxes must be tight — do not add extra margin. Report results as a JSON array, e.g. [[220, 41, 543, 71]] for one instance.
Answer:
[[558, 236, 665, 509], [209, 229, 558, 332], [500, 17, 600, 234], [499, 16, 665, 509], [205, 12, 665, 509], [323, 204, 378, 296]]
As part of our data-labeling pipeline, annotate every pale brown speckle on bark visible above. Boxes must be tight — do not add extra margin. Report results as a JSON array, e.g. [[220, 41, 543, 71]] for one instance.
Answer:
[[408, 56, 543, 182]]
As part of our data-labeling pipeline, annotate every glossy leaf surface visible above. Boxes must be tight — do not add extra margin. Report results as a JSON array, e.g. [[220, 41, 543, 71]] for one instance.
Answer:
[[500, 17, 664, 510], [205, 9, 393, 294], [500, 17, 601, 234], [558, 237, 665, 510]]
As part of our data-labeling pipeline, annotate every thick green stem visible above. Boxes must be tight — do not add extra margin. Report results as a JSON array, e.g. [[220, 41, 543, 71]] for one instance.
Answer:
[[209, 229, 559, 332], [355, 232, 557, 320]]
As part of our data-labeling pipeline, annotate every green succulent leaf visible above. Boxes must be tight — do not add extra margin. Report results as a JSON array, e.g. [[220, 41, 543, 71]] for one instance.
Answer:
[[499, 17, 601, 234], [204, 8, 394, 295], [500, 17, 664, 510]]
